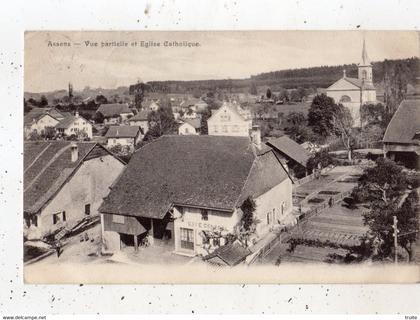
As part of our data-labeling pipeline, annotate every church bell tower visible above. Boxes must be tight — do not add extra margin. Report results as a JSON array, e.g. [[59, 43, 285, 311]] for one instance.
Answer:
[[358, 39, 373, 85]]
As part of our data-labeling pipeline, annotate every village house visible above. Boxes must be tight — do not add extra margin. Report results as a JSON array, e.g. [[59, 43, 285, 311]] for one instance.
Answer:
[[207, 102, 253, 137], [128, 110, 150, 134], [24, 141, 125, 239], [24, 107, 72, 139], [383, 99, 420, 170], [326, 40, 377, 127], [178, 118, 201, 135], [105, 125, 144, 150], [96, 103, 134, 125], [99, 135, 293, 257], [266, 135, 311, 177], [55, 112, 93, 139]]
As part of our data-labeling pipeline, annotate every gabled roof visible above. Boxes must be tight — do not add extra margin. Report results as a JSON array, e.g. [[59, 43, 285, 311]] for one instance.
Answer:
[[24, 141, 124, 214], [383, 99, 420, 144], [207, 102, 246, 123], [55, 115, 91, 129], [99, 135, 290, 219], [24, 108, 63, 125], [97, 103, 132, 117], [105, 125, 142, 138], [266, 135, 311, 167], [203, 241, 251, 266], [344, 77, 375, 90], [181, 118, 201, 129], [129, 110, 150, 121]]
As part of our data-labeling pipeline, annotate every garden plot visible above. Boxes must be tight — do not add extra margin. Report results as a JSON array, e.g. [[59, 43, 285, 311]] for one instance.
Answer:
[[281, 245, 349, 264]]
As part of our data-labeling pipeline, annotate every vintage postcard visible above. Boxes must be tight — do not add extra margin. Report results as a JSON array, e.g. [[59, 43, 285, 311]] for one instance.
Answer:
[[23, 31, 420, 283]]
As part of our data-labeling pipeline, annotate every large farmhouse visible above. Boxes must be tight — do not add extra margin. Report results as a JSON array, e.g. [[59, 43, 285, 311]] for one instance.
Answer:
[[96, 103, 134, 125], [24, 141, 125, 239], [99, 135, 293, 257], [383, 99, 420, 169], [326, 40, 377, 127], [24, 107, 72, 139]]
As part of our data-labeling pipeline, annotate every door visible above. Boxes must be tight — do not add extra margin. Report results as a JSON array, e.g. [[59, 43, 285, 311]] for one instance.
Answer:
[[180, 228, 194, 250]]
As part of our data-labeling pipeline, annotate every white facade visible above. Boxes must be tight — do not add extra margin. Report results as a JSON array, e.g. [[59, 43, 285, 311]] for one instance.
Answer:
[[178, 122, 199, 135], [107, 136, 141, 150], [60, 115, 93, 139], [24, 114, 60, 138], [129, 119, 149, 134], [207, 103, 252, 137], [25, 154, 125, 237], [172, 177, 293, 256]]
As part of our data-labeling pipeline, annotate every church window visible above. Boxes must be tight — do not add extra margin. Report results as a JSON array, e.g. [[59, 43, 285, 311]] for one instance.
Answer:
[[340, 95, 351, 103]]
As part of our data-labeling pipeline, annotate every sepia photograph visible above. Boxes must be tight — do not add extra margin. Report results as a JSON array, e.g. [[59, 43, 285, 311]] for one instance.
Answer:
[[22, 30, 420, 284]]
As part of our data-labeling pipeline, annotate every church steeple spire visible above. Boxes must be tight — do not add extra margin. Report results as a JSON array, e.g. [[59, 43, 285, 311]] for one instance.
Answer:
[[358, 38, 373, 84], [359, 38, 371, 66]]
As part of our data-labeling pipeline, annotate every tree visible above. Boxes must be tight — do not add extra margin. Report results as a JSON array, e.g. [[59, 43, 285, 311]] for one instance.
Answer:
[[235, 197, 259, 247], [278, 89, 289, 103], [249, 82, 258, 95], [93, 111, 105, 124], [144, 104, 176, 141], [308, 94, 337, 138], [266, 88, 272, 99], [356, 158, 410, 260], [95, 95, 108, 105], [39, 95, 48, 107], [331, 103, 355, 161], [286, 111, 305, 127], [396, 190, 419, 261], [284, 111, 315, 143], [200, 108, 212, 135], [360, 103, 385, 128], [24, 99, 32, 114], [129, 81, 149, 109], [306, 149, 335, 172]]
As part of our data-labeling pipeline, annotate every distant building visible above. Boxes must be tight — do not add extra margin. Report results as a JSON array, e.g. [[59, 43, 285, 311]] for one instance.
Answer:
[[105, 125, 143, 150], [383, 99, 420, 170], [178, 118, 201, 135], [96, 103, 134, 125], [55, 112, 93, 139], [128, 110, 150, 134], [207, 102, 252, 137], [326, 40, 377, 127], [24, 141, 125, 239], [142, 100, 160, 112], [99, 135, 293, 256]]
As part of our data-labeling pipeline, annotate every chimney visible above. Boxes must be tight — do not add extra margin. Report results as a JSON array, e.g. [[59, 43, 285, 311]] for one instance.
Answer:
[[250, 125, 261, 149], [343, 69, 346, 78], [75, 111, 79, 117], [70, 143, 78, 162]]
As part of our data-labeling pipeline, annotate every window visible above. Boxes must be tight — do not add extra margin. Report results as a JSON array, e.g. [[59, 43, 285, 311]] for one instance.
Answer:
[[233, 125, 239, 132], [272, 208, 276, 223], [213, 126, 218, 133], [212, 237, 220, 247], [222, 125, 228, 133], [32, 215, 38, 227], [112, 214, 125, 224], [85, 204, 91, 215], [266, 212, 271, 225], [201, 209, 208, 221], [180, 228, 194, 250], [53, 213, 61, 225], [62, 211, 66, 222], [185, 127, 189, 134]]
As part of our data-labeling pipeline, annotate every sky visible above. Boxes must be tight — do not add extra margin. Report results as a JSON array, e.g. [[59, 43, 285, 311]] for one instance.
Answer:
[[24, 31, 419, 93]]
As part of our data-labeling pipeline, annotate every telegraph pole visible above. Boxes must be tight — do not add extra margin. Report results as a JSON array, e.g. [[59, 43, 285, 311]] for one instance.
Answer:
[[392, 215, 399, 264]]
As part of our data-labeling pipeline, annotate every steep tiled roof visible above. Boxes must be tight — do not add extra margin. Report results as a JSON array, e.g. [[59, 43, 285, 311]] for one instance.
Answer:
[[97, 103, 132, 117], [129, 110, 150, 121], [99, 135, 289, 218], [344, 77, 376, 90], [383, 99, 420, 144], [266, 135, 311, 167], [105, 125, 142, 138], [24, 142, 103, 214], [203, 241, 251, 266]]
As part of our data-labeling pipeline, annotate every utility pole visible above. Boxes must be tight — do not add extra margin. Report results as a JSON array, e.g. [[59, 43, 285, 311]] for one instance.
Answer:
[[392, 215, 399, 264]]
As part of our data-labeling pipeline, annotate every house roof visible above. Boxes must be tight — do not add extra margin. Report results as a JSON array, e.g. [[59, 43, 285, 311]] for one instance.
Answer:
[[105, 125, 142, 138], [55, 115, 91, 129], [182, 118, 201, 129], [208, 102, 246, 123], [266, 135, 311, 167], [24, 141, 123, 214], [24, 108, 67, 125], [203, 241, 251, 266], [343, 77, 376, 90], [129, 110, 150, 121], [97, 103, 132, 117], [383, 99, 420, 144], [99, 135, 290, 219]]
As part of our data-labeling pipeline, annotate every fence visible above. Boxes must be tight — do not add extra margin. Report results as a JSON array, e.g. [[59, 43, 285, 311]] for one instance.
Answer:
[[292, 166, 335, 190], [248, 188, 354, 264]]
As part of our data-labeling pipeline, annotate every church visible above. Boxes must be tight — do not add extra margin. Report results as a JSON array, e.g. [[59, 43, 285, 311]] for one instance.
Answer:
[[326, 40, 377, 127]]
